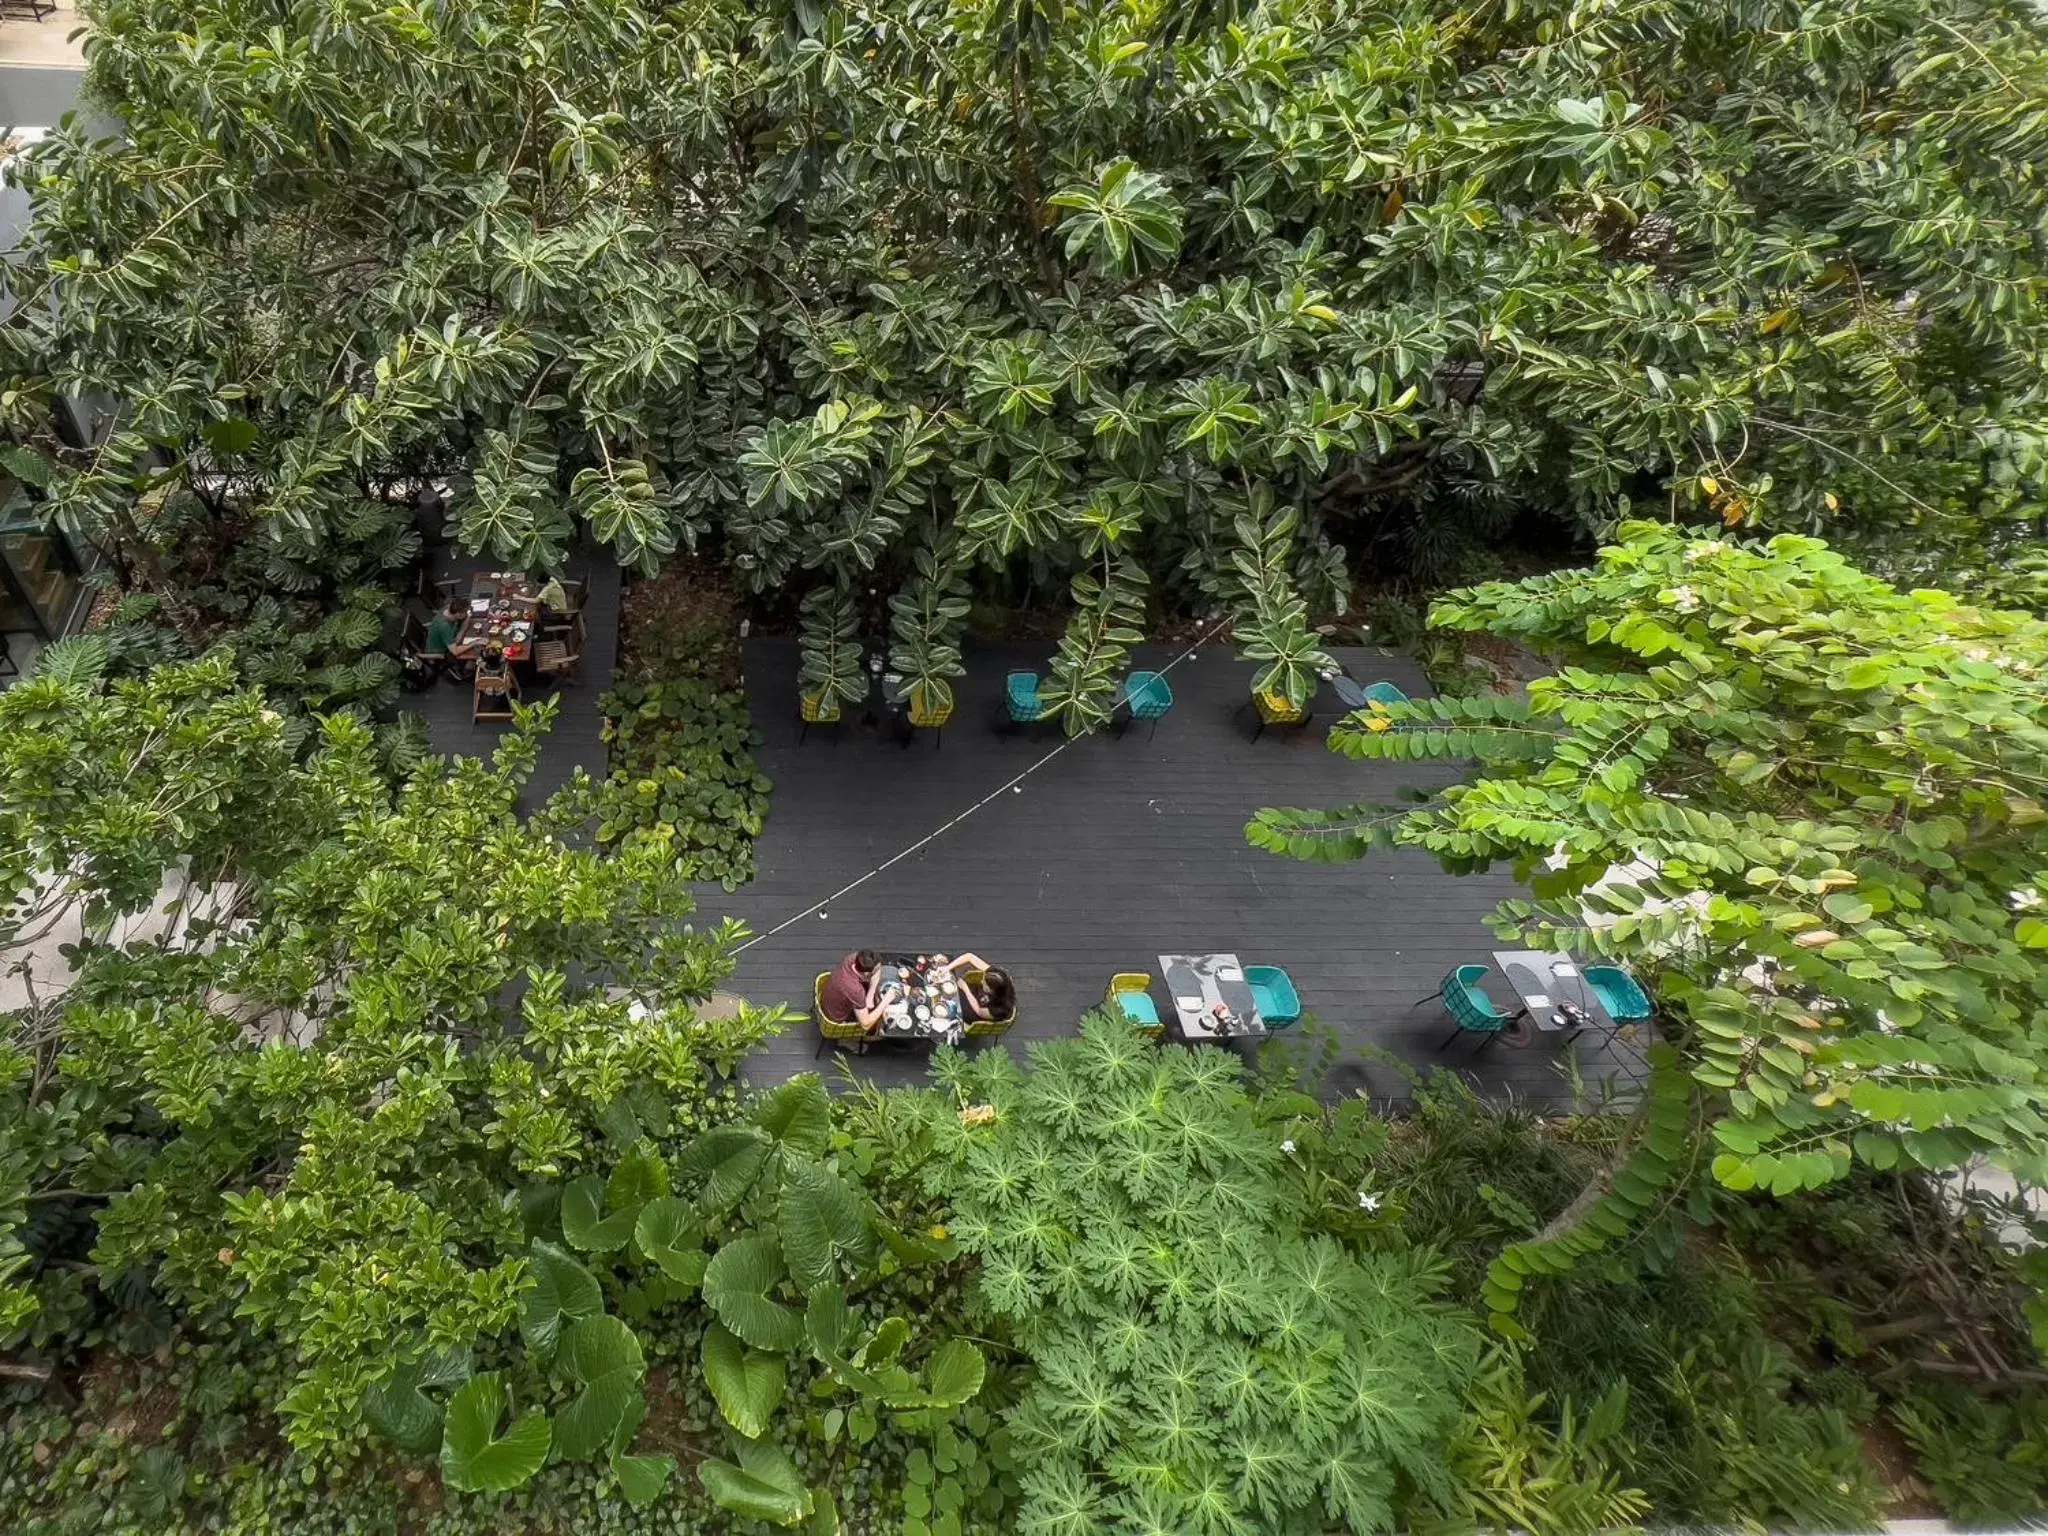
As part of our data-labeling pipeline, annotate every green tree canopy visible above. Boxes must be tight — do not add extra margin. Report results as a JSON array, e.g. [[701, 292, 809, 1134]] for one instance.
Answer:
[[0, 652, 775, 1452], [1252, 524, 2048, 1342], [5, 0, 2048, 724]]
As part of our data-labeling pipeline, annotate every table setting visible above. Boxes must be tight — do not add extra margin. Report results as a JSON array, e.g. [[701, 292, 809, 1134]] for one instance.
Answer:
[[452, 573, 541, 662], [875, 954, 966, 1046]]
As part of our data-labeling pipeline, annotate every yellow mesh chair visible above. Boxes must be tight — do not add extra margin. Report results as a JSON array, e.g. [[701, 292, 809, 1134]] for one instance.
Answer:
[[1249, 687, 1311, 742], [959, 967, 1018, 1041], [1106, 973, 1163, 1037], [813, 972, 870, 1056], [906, 683, 954, 749]]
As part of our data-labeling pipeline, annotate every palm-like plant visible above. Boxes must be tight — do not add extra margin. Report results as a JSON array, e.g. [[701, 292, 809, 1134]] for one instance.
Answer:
[[887, 536, 970, 721]]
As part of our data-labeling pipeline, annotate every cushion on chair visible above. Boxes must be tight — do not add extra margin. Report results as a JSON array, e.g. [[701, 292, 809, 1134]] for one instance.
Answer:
[[1117, 991, 1160, 1026]]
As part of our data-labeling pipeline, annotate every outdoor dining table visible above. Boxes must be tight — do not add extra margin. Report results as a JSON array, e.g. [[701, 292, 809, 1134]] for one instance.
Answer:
[[450, 572, 542, 663], [1491, 949, 1617, 1037], [872, 954, 966, 1046], [1158, 952, 1268, 1043]]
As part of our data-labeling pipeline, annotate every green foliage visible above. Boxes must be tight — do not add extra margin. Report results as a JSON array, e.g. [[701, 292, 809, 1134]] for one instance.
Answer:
[[439, 1373, 552, 1494], [0, 657, 768, 1459], [796, 582, 866, 713], [1255, 525, 2048, 1312], [24, 0, 2048, 706], [1893, 1383, 2048, 1523], [597, 614, 771, 889], [923, 1015, 1480, 1532], [1233, 500, 1334, 707]]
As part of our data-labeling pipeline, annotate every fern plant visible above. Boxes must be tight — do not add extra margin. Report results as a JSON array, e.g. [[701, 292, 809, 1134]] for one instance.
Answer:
[[924, 1016, 1479, 1533]]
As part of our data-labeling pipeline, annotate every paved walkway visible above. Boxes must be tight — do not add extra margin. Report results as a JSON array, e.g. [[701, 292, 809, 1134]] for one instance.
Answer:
[[718, 637, 1643, 1108]]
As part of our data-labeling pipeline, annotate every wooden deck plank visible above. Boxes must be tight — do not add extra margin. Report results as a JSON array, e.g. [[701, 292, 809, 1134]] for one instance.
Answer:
[[717, 637, 1645, 1108]]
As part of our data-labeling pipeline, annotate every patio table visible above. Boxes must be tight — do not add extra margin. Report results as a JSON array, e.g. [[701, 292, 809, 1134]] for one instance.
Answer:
[[1158, 952, 1267, 1042], [873, 955, 966, 1046], [449, 572, 542, 664], [1490, 949, 1616, 1036]]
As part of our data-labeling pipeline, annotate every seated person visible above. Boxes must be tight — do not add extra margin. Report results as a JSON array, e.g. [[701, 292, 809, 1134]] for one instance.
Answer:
[[425, 601, 463, 656], [944, 955, 1012, 1022], [821, 948, 888, 1031], [536, 574, 572, 623]]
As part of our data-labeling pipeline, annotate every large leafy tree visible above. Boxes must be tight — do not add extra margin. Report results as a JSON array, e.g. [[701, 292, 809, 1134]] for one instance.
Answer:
[[0, 651, 774, 1451], [4, 0, 2047, 725], [1251, 524, 2048, 1344]]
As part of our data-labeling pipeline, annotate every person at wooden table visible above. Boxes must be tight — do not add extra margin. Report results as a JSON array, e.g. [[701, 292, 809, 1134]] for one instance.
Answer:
[[425, 601, 465, 674], [938, 953, 1013, 1021], [822, 949, 889, 1033]]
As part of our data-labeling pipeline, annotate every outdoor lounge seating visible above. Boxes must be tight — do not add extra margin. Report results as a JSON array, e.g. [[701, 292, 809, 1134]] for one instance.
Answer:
[[1426, 964, 1517, 1050], [813, 972, 870, 1056], [1114, 671, 1173, 737], [1244, 964, 1301, 1026], [1585, 964, 1652, 1023], [1003, 671, 1047, 732], [1106, 972, 1162, 1035]]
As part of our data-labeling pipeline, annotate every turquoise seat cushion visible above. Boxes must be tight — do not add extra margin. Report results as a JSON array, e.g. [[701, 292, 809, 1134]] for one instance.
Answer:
[[1117, 991, 1160, 1026]]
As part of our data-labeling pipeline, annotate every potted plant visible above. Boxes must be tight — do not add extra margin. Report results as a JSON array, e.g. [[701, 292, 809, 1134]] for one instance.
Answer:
[[796, 583, 865, 725], [1232, 505, 1332, 721], [888, 541, 969, 732]]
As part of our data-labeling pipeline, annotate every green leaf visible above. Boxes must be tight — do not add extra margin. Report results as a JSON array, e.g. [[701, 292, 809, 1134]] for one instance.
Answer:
[[635, 1194, 707, 1285], [678, 1126, 773, 1215], [700, 1437, 813, 1527], [753, 1077, 833, 1157], [778, 1163, 869, 1295], [362, 1347, 472, 1454], [703, 1234, 804, 1351], [562, 1174, 638, 1253], [703, 1322, 787, 1438], [553, 1315, 649, 1462], [917, 1340, 986, 1409], [523, 1240, 603, 1359], [612, 1450, 675, 1507], [440, 1374, 551, 1493]]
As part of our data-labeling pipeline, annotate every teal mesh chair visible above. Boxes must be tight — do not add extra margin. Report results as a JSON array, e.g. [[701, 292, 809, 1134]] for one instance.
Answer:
[[1004, 671, 1046, 733], [1362, 680, 1408, 707], [1585, 965, 1652, 1023], [1244, 965, 1301, 1027], [1115, 671, 1174, 739], [1426, 964, 1516, 1050]]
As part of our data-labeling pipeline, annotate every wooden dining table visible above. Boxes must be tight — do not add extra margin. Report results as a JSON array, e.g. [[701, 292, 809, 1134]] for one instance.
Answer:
[[449, 572, 542, 664]]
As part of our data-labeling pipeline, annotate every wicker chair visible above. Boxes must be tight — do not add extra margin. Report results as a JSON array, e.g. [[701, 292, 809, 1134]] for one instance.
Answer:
[[813, 972, 870, 1056], [1105, 973, 1163, 1038], [959, 967, 1018, 1041], [1425, 964, 1516, 1051]]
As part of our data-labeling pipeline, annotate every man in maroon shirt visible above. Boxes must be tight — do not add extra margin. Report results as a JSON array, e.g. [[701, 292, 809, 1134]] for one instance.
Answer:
[[822, 949, 886, 1031]]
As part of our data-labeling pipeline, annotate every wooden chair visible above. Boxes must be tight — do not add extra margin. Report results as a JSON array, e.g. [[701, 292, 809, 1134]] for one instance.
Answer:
[[473, 662, 519, 722], [813, 973, 869, 1056], [533, 611, 584, 684]]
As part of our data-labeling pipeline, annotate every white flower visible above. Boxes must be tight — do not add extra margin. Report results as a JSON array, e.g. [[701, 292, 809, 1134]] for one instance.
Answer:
[[2011, 886, 2044, 912], [1684, 541, 1726, 563], [1357, 1191, 1381, 1212], [1281, 1139, 1296, 1154], [1664, 584, 1701, 613]]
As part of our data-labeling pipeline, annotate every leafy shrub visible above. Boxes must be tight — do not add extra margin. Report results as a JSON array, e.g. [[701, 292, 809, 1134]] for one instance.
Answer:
[[1892, 1382, 2048, 1524], [599, 672, 771, 887], [923, 1016, 1481, 1532], [599, 579, 771, 889]]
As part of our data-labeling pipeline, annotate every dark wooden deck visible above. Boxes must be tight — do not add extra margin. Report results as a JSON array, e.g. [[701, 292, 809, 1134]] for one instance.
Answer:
[[404, 547, 621, 814], [719, 637, 1644, 1108]]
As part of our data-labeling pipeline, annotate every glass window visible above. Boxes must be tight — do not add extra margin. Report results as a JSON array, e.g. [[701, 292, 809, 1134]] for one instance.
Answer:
[[0, 526, 82, 636]]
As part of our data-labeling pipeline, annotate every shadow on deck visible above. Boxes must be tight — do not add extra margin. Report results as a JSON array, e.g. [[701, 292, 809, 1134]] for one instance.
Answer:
[[715, 637, 1645, 1110]]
